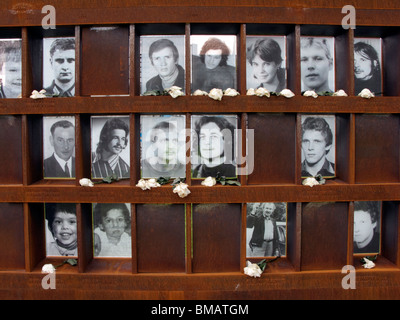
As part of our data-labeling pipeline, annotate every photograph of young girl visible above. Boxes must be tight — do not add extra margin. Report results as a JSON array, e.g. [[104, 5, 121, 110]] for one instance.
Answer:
[[246, 36, 287, 92], [93, 203, 132, 258]]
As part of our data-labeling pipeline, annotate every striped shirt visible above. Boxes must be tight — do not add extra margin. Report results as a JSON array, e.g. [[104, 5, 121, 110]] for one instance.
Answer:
[[92, 157, 130, 179]]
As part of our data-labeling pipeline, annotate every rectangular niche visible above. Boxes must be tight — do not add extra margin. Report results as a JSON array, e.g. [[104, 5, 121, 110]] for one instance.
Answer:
[[192, 203, 241, 273], [301, 202, 348, 271], [136, 204, 186, 273], [355, 114, 400, 183], [81, 25, 129, 96]]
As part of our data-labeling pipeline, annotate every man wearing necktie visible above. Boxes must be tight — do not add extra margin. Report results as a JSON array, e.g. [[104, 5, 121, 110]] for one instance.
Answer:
[[44, 120, 75, 178]]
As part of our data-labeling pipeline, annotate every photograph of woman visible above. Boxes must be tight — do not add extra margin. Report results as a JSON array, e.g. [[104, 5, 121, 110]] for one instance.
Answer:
[[354, 38, 382, 96], [191, 115, 237, 178], [191, 35, 237, 93], [246, 36, 287, 92]]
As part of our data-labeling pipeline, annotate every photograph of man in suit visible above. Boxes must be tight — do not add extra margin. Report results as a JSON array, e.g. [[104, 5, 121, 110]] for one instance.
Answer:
[[44, 38, 75, 97], [44, 119, 75, 178]]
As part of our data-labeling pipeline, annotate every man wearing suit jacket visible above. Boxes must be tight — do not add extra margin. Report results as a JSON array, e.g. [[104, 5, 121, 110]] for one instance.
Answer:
[[44, 120, 75, 178]]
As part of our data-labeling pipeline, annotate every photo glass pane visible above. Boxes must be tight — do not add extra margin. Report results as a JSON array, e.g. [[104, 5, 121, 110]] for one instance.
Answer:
[[91, 115, 130, 179], [301, 115, 336, 178], [190, 35, 237, 93], [140, 35, 185, 95], [43, 115, 76, 179], [191, 114, 238, 178], [43, 37, 76, 97], [140, 114, 186, 179], [300, 36, 335, 93], [354, 201, 381, 254], [246, 202, 287, 257], [0, 39, 22, 99], [45, 203, 78, 257], [354, 37, 382, 96], [246, 36, 287, 92], [93, 203, 132, 257]]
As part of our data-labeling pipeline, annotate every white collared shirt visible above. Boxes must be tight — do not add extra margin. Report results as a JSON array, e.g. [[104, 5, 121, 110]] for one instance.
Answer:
[[53, 153, 73, 177]]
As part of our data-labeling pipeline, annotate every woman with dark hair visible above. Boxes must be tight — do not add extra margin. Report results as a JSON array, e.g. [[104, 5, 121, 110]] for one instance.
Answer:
[[354, 41, 382, 96], [191, 37, 236, 92], [192, 116, 236, 178], [92, 117, 130, 179], [247, 38, 286, 92]]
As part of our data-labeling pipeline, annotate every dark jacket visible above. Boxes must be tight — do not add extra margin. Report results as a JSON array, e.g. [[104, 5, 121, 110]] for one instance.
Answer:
[[44, 154, 75, 178]]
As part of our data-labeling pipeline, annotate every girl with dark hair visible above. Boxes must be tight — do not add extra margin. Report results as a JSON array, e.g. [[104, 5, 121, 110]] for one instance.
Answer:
[[354, 41, 382, 96], [247, 38, 286, 92]]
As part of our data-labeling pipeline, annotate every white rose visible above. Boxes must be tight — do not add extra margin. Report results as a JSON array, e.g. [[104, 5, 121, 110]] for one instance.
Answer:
[[168, 86, 184, 98], [302, 177, 319, 187], [193, 89, 208, 96], [303, 90, 318, 98], [246, 88, 256, 96], [333, 89, 348, 97], [255, 87, 270, 97], [358, 88, 374, 99], [279, 89, 295, 98], [146, 178, 161, 188], [136, 179, 150, 190], [201, 176, 216, 187], [30, 89, 47, 99], [173, 182, 191, 198], [243, 261, 263, 278], [224, 88, 240, 97], [41, 264, 56, 274], [208, 88, 223, 101], [362, 258, 375, 269], [79, 178, 94, 187]]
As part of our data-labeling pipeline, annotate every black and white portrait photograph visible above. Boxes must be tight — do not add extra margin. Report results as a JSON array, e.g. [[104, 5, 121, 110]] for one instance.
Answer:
[[0, 39, 22, 99], [91, 115, 130, 179], [43, 116, 76, 179], [354, 201, 381, 254], [45, 203, 78, 257], [140, 35, 185, 95], [246, 36, 287, 92], [191, 114, 238, 178], [301, 36, 335, 93], [191, 35, 237, 93], [93, 203, 132, 257], [43, 37, 76, 97], [301, 115, 336, 178], [246, 202, 287, 257], [354, 37, 382, 96], [140, 114, 186, 179]]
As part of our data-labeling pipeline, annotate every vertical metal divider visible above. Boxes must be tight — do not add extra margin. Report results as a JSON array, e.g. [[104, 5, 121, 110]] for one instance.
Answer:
[[294, 202, 302, 271], [347, 201, 354, 267], [131, 203, 138, 273], [185, 24, 193, 274], [23, 202, 33, 272]]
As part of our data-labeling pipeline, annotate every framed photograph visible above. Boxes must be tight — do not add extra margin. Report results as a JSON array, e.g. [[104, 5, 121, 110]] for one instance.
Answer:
[[301, 115, 336, 178], [191, 114, 238, 178], [0, 39, 22, 99], [43, 37, 76, 97], [353, 201, 381, 254], [246, 202, 287, 257], [190, 35, 237, 93], [91, 115, 130, 179], [300, 36, 335, 93], [140, 114, 186, 179], [93, 203, 132, 257], [246, 36, 287, 92], [140, 35, 185, 95], [43, 115, 76, 179], [354, 37, 382, 96], [45, 203, 78, 257]]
